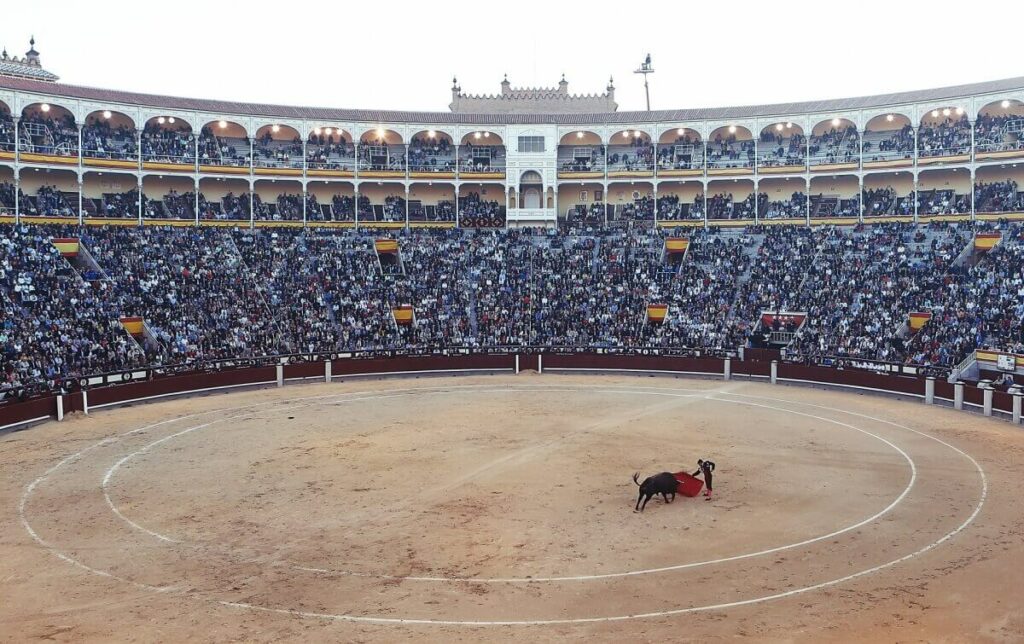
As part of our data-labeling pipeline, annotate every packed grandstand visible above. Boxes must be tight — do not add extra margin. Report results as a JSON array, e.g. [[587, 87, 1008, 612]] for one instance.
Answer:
[[1, 44, 1024, 397]]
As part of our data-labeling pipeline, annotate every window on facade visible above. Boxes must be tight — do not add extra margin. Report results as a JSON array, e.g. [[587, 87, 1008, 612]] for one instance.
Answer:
[[518, 136, 545, 153]]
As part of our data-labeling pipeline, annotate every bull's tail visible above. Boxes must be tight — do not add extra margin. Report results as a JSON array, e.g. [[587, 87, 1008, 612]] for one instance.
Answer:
[[632, 472, 640, 486]]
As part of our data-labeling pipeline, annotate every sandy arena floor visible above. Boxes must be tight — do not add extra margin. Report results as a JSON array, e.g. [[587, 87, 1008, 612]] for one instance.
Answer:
[[1, 374, 1023, 642]]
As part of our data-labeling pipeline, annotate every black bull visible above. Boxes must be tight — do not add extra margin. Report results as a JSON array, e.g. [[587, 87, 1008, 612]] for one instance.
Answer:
[[632, 471, 678, 512]]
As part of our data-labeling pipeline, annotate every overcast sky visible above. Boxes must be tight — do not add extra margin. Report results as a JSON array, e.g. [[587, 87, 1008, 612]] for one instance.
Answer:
[[4, 0, 1023, 114]]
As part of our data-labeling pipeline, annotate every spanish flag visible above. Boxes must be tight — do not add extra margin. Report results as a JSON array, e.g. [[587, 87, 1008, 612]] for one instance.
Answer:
[[974, 233, 1001, 251], [120, 316, 145, 337], [52, 238, 80, 257], [375, 239, 399, 254], [392, 305, 414, 325], [647, 304, 669, 324], [665, 237, 689, 254], [908, 312, 932, 331]]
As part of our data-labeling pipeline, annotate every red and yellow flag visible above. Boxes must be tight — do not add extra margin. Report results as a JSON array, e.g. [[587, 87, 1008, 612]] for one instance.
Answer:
[[52, 238, 80, 257], [908, 312, 932, 331], [392, 305, 414, 325], [647, 304, 668, 323], [665, 238, 689, 253], [375, 239, 399, 254], [974, 233, 1001, 251]]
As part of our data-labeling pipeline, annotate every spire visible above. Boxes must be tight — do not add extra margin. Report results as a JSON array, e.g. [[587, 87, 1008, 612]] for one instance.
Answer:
[[25, 36, 39, 64], [451, 75, 459, 90], [558, 73, 568, 94]]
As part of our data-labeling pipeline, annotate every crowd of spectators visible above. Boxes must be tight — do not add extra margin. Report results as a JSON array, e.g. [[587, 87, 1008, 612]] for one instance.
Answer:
[[656, 194, 703, 221], [306, 133, 355, 171], [559, 146, 605, 172], [2, 224, 145, 391], [707, 134, 754, 169], [98, 190, 140, 218], [459, 144, 505, 173], [254, 131, 303, 169], [0, 109, 14, 152], [918, 189, 970, 216], [862, 188, 913, 217], [20, 113, 78, 156], [5, 220, 1024, 392], [918, 115, 972, 157], [458, 192, 504, 228], [974, 180, 1024, 213], [199, 126, 250, 167], [358, 139, 406, 172], [607, 137, 654, 172], [761, 192, 807, 220], [81, 121, 137, 160], [975, 113, 1024, 153], [657, 134, 703, 170], [808, 126, 858, 166], [758, 130, 806, 167], [141, 124, 195, 164], [408, 136, 455, 173], [863, 124, 914, 162]]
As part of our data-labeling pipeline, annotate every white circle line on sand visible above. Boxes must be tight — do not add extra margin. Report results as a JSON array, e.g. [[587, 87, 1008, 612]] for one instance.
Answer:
[[98, 386, 916, 583], [17, 381, 985, 626]]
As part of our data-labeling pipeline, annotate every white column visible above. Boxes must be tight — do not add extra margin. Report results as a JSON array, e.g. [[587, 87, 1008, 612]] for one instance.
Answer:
[[13, 166, 20, 224], [982, 384, 993, 417], [770, 360, 778, 384], [325, 360, 332, 383], [925, 376, 935, 405], [77, 176, 83, 224], [276, 364, 284, 387], [515, 354, 520, 374], [538, 354, 543, 374], [723, 357, 731, 381], [1011, 386, 1022, 425], [82, 389, 89, 415], [954, 381, 964, 410], [56, 394, 65, 421]]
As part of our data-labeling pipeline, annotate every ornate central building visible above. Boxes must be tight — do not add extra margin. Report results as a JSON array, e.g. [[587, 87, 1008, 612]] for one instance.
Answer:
[[449, 75, 617, 114]]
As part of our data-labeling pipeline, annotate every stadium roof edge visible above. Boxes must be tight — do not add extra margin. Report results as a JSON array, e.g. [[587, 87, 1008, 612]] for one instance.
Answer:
[[1, 75, 1024, 124]]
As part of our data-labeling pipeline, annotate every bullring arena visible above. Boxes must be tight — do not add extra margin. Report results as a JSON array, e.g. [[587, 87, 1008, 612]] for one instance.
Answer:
[[4, 13, 1024, 641], [3, 368, 1024, 642]]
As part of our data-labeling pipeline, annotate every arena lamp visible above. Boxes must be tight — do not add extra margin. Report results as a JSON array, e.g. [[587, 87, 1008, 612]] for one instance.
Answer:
[[474, 132, 482, 139], [157, 117, 166, 124], [955, 107, 964, 115], [677, 128, 685, 135], [376, 127, 385, 137], [325, 128, 333, 136], [942, 108, 951, 117], [634, 131, 642, 138], [271, 125, 280, 133], [313, 127, 322, 135], [786, 122, 793, 129], [168, 117, 175, 124], [576, 131, 584, 139], [483, 132, 490, 138], [931, 110, 939, 118], [886, 114, 894, 122], [427, 129, 436, 138], [623, 130, 631, 139], [728, 125, 737, 134], [775, 123, 783, 132], [831, 118, 841, 126], [102, 110, 112, 119], [1002, 100, 1011, 108], [218, 120, 228, 129], [40, 103, 50, 112]]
